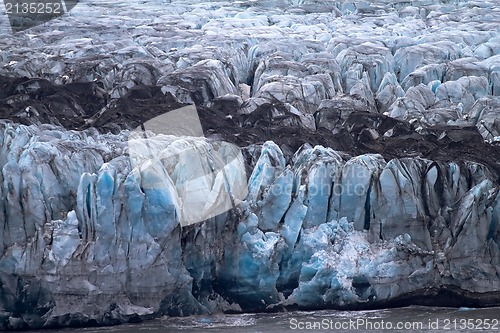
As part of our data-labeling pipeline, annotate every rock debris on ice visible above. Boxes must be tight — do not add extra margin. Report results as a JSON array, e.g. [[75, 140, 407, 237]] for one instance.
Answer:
[[0, 0, 500, 330]]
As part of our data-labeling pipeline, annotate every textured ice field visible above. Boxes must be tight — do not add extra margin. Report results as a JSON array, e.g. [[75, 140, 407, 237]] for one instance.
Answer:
[[0, 0, 499, 137]]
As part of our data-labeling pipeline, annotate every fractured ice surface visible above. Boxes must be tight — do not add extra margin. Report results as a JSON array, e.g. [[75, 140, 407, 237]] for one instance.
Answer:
[[1, 0, 499, 136], [0, 121, 499, 329]]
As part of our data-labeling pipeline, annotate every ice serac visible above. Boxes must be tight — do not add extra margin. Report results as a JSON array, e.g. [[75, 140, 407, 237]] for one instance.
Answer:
[[0, 122, 243, 329], [1, 122, 500, 329]]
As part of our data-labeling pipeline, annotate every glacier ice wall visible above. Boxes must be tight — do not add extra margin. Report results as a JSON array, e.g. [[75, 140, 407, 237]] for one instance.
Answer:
[[0, 122, 499, 329]]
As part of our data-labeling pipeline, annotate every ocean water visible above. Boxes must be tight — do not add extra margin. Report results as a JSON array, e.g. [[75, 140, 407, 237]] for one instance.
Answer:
[[26, 306, 500, 332]]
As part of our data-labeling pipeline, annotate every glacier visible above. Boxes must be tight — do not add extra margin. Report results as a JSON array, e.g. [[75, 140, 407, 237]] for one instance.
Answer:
[[0, 0, 500, 330], [0, 122, 499, 329]]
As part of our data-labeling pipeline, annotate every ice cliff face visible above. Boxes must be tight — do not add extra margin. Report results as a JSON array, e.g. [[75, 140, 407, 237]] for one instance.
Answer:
[[1, 0, 500, 140], [1, 121, 500, 329], [1, 0, 500, 330]]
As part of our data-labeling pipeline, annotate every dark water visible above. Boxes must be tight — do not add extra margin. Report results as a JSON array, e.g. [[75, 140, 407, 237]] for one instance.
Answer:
[[26, 306, 500, 332]]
